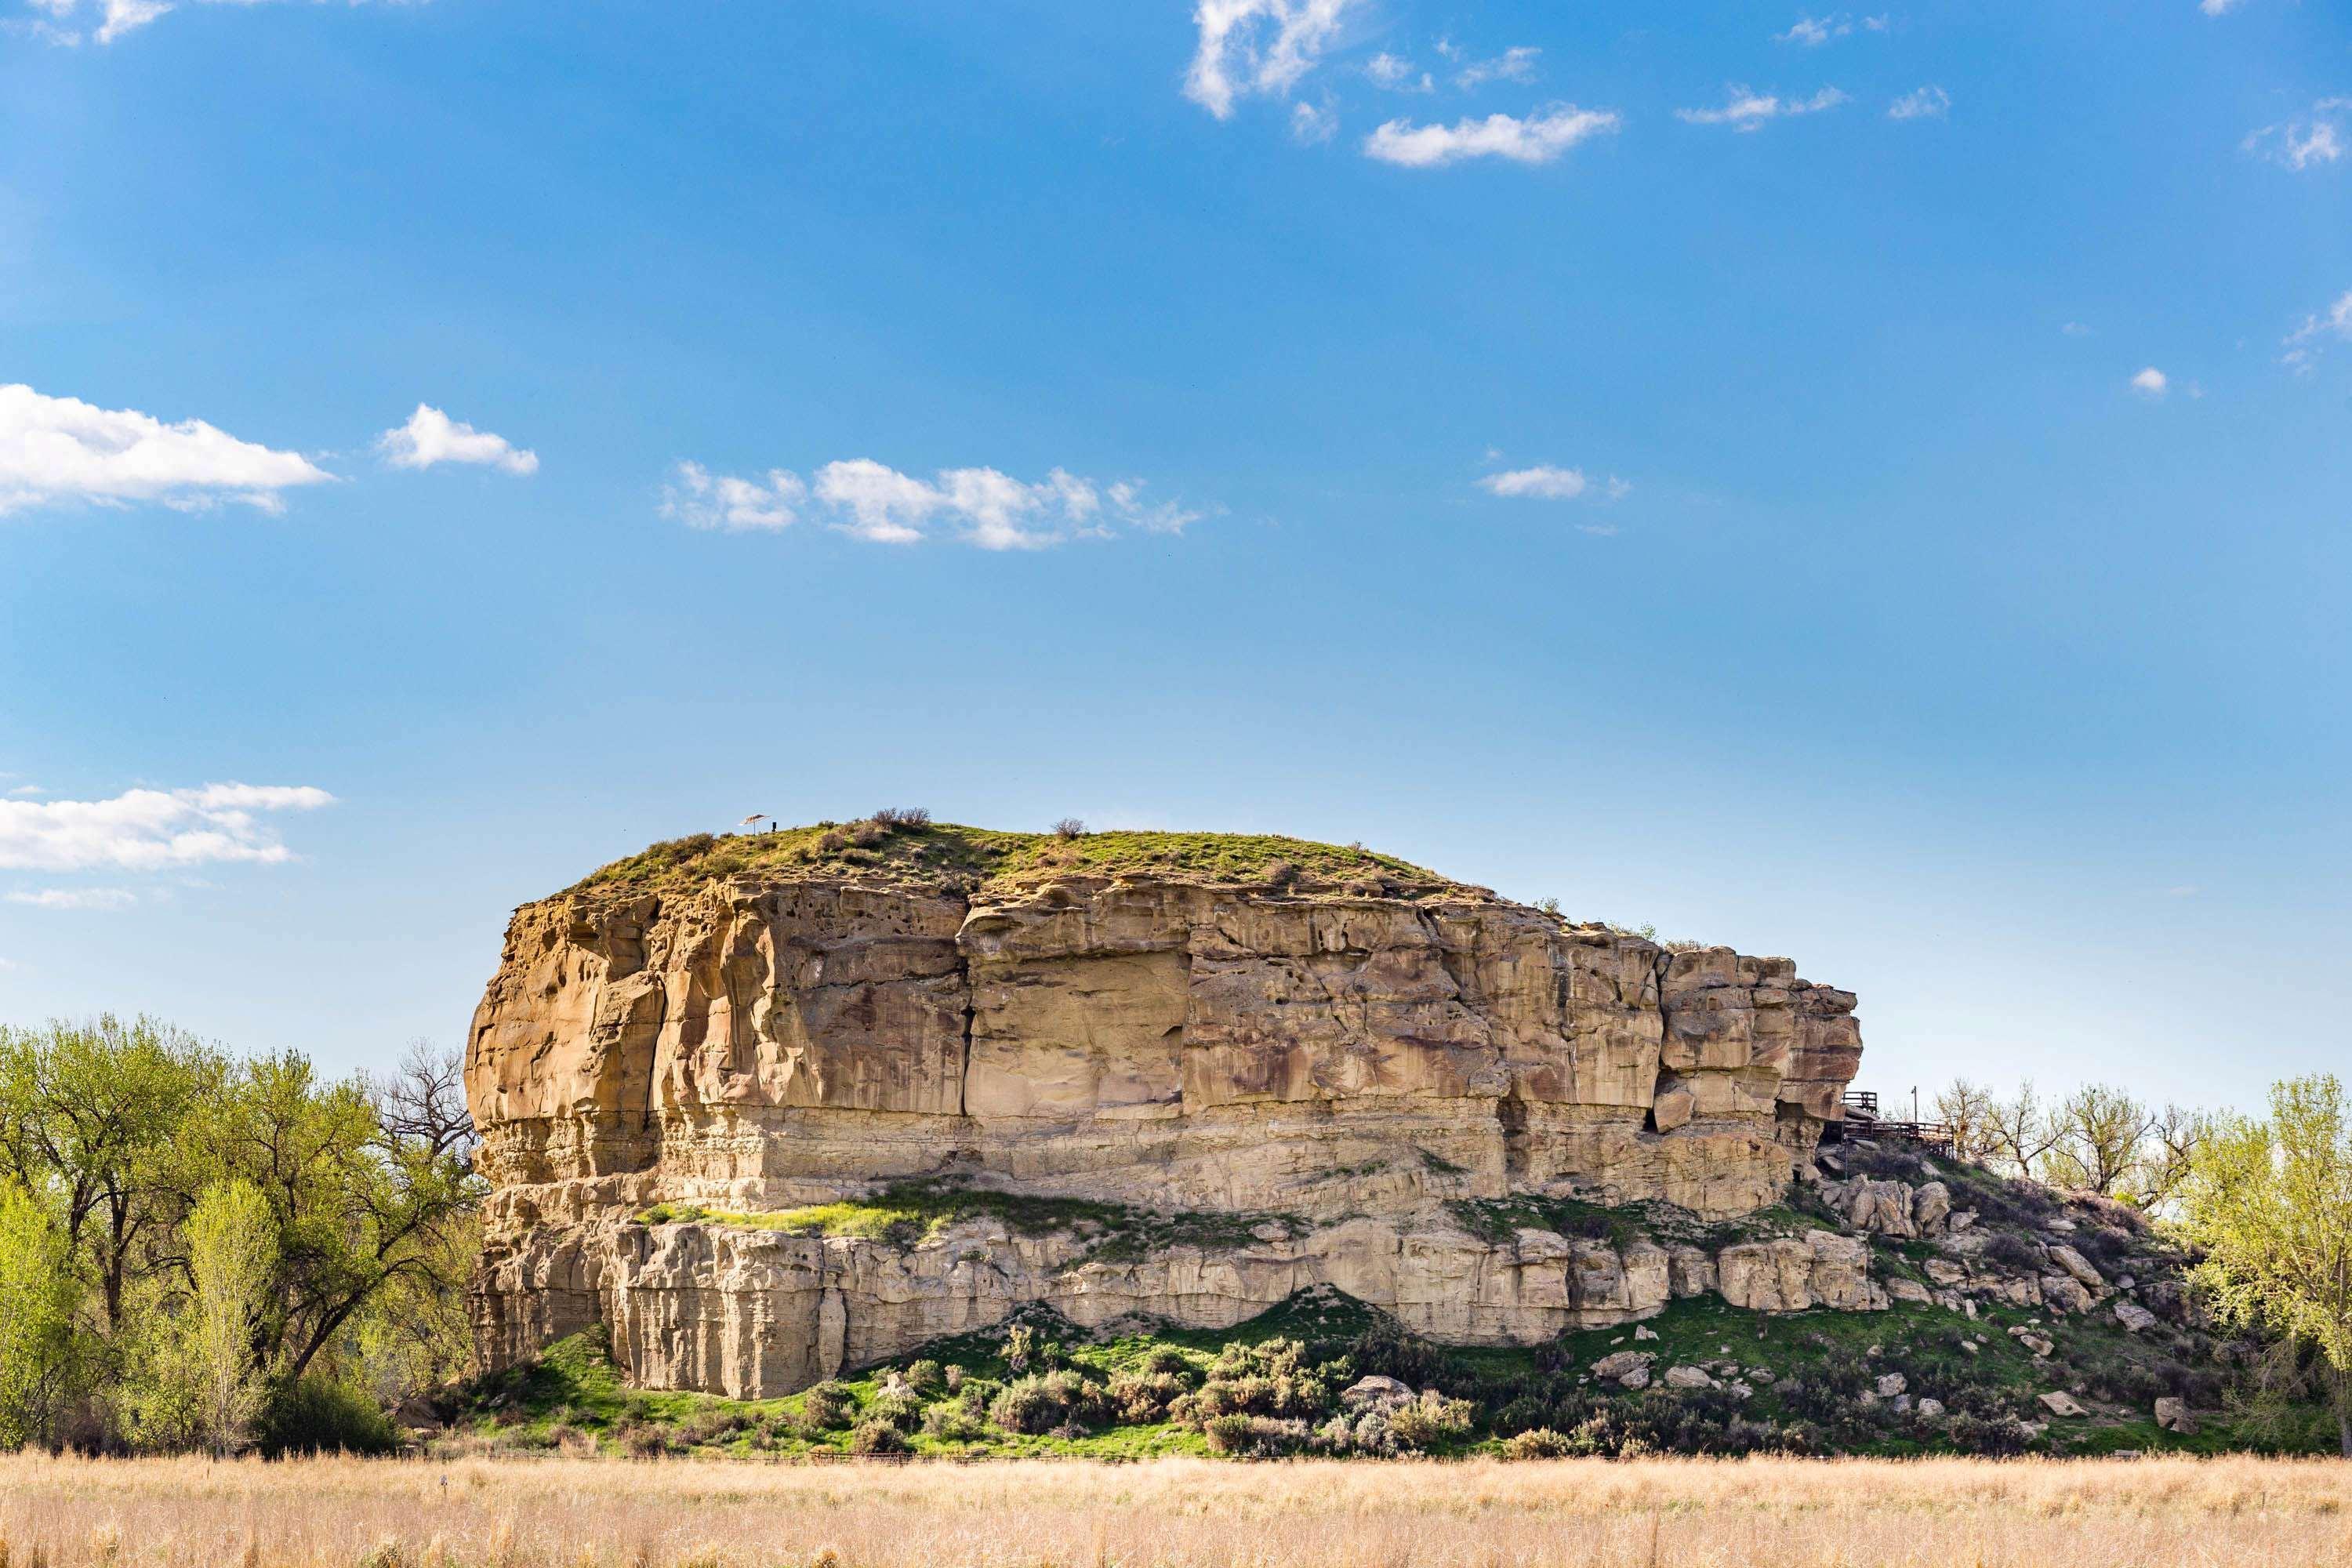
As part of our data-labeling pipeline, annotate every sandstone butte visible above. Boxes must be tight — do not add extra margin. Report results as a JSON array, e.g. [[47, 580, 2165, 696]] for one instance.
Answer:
[[464, 821, 1871, 1399]]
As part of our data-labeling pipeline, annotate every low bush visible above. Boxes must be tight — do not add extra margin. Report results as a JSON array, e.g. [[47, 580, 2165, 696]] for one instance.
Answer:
[[921, 1403, 988, 1442], [1502, 1427, 1577, 1460], [798, 1381, 855, 1432], [255, 1377, 400, 1457], [848, 1420, 909, 1456], [867, 1389, 923, 1432], [903, 1359, 945, 1396], [1386, 1389, 1475, 1451]]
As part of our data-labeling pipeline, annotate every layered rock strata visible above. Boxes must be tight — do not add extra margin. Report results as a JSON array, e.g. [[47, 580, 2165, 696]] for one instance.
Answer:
[[466, 848, 1867, 1394]]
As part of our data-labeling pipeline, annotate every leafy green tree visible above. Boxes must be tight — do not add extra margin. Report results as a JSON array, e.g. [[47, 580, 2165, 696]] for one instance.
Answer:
[[160, 1047, 481, 1384], [0, 1181, 82, 1449], [186, 1178, 278, 1455], [0, 1016, 220, 1333], [2177, 1074, 2352, 1456]]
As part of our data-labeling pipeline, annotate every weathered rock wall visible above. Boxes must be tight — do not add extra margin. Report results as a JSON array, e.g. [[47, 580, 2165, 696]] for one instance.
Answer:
[[466, 868, 1866, 1392]]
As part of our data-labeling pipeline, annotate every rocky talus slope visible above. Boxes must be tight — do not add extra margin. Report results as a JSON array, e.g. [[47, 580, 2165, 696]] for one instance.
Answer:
[[466, 822, 1868, 1397]]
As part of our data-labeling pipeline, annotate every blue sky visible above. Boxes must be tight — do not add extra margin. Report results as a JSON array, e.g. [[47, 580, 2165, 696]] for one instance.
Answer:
[[2, 0, 2347, 1114]]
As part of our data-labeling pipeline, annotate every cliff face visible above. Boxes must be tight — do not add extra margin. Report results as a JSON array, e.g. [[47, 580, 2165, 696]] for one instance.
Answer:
[[466, 830, 1864, 1396]]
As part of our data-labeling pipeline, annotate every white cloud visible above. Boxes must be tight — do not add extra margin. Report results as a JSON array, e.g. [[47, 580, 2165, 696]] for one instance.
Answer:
[[672, 459, 1197, 549], [813, 458, 947, 544], [0, 383, 329, 516], [1363, 106, 1621, 168], [6, 887, 138, 910], [0, 783, 333, 873], [376, 404, 537, 476], [2062, 321, 2092, 337], [1777, 13, 1886, 45], [1185, 0, 1359, 119], [24, 0, 400, 44], [2129, 367, 2169, 397], [2244, 100, 2349, 171], [2281, 289, 2352, 371], [1603, 475, 1632, 500], [662, 461, 804, 531], [2201, 0, 2244, 13], [1779, 13, 1846, 45], [1677, 85, 1849, 131], [1479, 465, 1589, 499], [1888, 85, 1950, 121], [1291, 99, 1338, 143], [1364, 52, 1430, 93], [1452, 45, 1539, 89]]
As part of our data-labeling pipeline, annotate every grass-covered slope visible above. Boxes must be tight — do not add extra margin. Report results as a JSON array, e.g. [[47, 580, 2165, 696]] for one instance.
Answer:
[[561, 815, 1465, 901]]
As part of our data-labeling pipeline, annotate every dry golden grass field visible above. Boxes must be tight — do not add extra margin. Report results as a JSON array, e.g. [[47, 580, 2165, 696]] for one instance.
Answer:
[[6, 1454, 2352, 1568]]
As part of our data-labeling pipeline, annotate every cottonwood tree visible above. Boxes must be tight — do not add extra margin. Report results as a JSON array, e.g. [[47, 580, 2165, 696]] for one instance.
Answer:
[[187, 1179, 278, 1455], [2178, 1074, 2352, 1457], [2045, 1083, 2157, 1196], [1987, 1080, 2063, 1181], [2130, 1103, 2215, 1214], [157, 1047, 481, 1385], [0, 1181, 81, 1449], [1933, 1078, 2004, 1163], [0, 1017, 220, 1334]]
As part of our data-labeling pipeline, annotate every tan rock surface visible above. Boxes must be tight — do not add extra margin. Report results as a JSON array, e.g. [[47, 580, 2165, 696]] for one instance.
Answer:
[[466, 840, 1868, 1392]]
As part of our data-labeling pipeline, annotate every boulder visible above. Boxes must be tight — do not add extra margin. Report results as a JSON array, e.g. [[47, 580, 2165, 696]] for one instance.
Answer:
[[2114, 1301, 2158, 1334], [1663, 1365, 1716, 1390], [2042, 1274, 2094, 1315], [2154, 1396, 2198, 1435], [2048, 1245, 2103, 1289], [1886, 1277, 1934, 1305], [1911, 1181, 1952, 1232], [1922, 1258, 1966, 1287], [1916, 1397, 1946, 1418], [1875, 1372, 1907, 1398], [1590, 1350, 1655, 1383], [2037, 1390, 2089, 1418]]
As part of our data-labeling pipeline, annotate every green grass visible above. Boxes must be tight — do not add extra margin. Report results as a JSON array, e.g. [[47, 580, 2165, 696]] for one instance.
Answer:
[[633, 1181, 1138, 1247], [631, 1180, 1307, 1265], [561, 818, 1461, 900]]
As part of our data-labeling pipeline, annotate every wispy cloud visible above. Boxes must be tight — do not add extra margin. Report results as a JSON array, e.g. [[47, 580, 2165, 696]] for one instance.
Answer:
[[1363, 106, 1621, 167], [2200, 0, 2245, 14], [1888, 85, 1949, 121], [23, 0, 405, 45], [2129, 367, 2169, 397], [1185, 0, 1361, 119], [2281, 289, 2352, 372], [5, 887, 139, 910], [662, 462, 805, 531], [1291, 99, 1338, 143], [2244, 100, 2348, 171], [1449, 45, 1540, 89], [666, 459, 1200, 549], [1479, 464, 1607, 499], [377, 405, 538, 476], [1777, 13, 1887, 45], [1364, 52, 1431, 93], [1677, 85, 1849, 132], [0, 383, 328, 516], [0, 783, 333, 873], [2062, 321, 2092, 337]]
